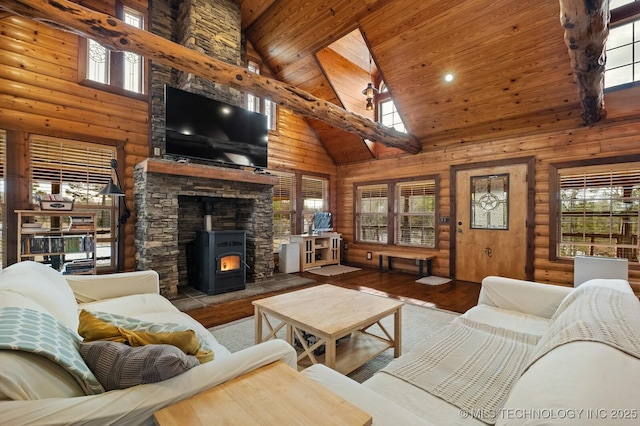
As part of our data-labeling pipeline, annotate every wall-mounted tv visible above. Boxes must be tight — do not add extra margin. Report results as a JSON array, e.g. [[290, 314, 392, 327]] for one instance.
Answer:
[[165, 86, 268, 169]]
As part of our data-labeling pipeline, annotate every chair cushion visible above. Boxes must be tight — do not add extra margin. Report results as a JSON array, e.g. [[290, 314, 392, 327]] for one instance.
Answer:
[[79, 341, 200, 391]]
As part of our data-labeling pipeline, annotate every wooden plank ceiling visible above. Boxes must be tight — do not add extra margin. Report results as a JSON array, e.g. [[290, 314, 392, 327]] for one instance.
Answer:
[[241, 0, 583, 164]]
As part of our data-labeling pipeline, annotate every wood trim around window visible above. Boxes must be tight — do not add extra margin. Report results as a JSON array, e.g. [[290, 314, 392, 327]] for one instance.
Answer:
[[549, 153, 640, 263], [76, 0, 149, 101], [352, 174, 439, 248]]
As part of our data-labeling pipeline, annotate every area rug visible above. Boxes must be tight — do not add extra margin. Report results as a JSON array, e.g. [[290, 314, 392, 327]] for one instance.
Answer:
[[307, 265, 361, 276], [416, 276, 451, 286], [209, 302, 459, 383]]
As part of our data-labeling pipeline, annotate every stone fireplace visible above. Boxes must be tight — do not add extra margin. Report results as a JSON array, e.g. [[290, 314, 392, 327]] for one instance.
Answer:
[[139, 0, 274, 298], [134, 158, 277, 298]]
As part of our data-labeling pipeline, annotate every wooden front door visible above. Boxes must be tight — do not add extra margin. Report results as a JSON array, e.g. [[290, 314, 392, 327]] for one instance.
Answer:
[[454, 162, 531, 283]]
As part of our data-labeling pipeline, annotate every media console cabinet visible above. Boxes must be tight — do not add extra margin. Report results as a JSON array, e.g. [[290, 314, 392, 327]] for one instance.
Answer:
[[290, 233, 341, 271]]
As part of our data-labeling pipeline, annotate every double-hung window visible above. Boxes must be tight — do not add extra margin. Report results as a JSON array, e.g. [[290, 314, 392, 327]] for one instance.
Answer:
[[356, 184, 389, 243], [605, 0, 640, 89], [272, 172, 330, 251], [397, 181, 437, 246], [273, 171, 295, 251], [356, 178, 437, 247], [302, 176, 329, 233], [81, 3, 146, 95], [552, 159, 640, 262], [29, 136, 119, 271]]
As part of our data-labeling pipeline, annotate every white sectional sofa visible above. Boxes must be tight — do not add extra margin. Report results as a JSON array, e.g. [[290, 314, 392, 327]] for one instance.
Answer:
[[303, 276, 640, 425], [0, 261, 297, 425]]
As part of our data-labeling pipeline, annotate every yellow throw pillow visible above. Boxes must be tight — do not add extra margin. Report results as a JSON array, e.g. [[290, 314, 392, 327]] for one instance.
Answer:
[[78, 310, 214, 363], [78, 309, 126, 343]]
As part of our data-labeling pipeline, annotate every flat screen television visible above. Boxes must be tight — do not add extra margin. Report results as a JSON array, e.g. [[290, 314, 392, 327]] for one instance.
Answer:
[[165, 86, 268, 169]]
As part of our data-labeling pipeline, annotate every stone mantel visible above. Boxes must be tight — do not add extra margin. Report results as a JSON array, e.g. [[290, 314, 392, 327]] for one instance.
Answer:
[[138, 158, 278, 186]]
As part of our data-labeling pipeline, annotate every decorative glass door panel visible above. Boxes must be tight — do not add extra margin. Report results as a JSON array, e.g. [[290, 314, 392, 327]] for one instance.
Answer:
[[470, 174, 509, 230]]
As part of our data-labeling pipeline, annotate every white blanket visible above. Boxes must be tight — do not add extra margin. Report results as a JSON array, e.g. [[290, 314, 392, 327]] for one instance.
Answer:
[[380, 317, 539, 424], [525, 285, 640, 372]]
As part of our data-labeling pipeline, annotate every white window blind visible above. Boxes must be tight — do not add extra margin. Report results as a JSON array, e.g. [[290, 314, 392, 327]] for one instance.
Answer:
[[273, 172, 295, 250], [30, 136, 118, 270], [558, 164, 640, 261], [397, 181, 436, 247], [302, 176, 326, 211], [302, 176, 327, 233], [357, 184, 388, 243], [30, 137, 115, 201]]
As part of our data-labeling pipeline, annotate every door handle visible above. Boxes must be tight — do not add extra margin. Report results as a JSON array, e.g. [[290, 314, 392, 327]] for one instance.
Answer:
[[485, 247, 492, 257]]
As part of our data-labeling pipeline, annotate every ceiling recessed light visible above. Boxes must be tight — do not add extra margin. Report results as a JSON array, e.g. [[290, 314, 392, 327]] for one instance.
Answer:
[[444, 73, 454, 82]]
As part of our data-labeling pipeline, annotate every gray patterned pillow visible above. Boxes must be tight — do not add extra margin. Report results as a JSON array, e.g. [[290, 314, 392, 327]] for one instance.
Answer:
[[79, 341, 200, 391]]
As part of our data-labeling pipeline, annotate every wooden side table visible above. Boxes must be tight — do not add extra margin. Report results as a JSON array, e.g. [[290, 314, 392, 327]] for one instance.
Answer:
[[154, 361, 372, 425]]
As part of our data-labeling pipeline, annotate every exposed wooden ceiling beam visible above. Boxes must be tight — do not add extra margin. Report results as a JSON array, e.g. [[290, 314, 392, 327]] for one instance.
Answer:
[[0, 0, 422, 155], [559, 0, 608, 124]]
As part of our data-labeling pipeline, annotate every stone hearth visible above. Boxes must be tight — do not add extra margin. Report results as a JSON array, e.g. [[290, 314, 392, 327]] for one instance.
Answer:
[[134, 158, 277, 298]]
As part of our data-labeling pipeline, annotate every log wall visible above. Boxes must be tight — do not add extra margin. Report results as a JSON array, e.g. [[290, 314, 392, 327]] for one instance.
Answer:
[[0, 11, 337, 270], [338, 92, 640, 287], [0, 14, 148, 269]]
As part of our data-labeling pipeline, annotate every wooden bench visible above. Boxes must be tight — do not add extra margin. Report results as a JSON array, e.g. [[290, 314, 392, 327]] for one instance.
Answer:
[[377, 251, 436, 278]]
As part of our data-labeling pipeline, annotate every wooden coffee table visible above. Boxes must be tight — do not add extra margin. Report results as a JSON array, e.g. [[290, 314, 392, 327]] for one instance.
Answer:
[[253, 284, 403, 375], [154, 361, 372, 425]]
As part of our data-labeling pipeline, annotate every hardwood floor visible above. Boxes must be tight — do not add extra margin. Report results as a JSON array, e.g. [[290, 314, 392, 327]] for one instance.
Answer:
[[186, 266, 481, 328]]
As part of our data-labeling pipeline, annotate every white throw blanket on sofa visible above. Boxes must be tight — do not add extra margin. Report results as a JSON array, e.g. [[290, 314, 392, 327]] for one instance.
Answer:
[[381, 316, 539, 424], [381, 284, 640, 425], [525, 285, 640, 372]]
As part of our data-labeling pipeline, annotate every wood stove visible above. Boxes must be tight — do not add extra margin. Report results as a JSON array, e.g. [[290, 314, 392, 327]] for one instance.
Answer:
[[194, 230, 246, 295]]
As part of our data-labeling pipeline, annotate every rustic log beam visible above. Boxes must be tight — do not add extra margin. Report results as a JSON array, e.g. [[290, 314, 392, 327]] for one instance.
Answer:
[[559, 0, 608, 124], [0, 0, 422, 155]]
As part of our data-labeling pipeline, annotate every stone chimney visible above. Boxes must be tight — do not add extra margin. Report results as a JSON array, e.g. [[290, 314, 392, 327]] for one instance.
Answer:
[[175, 0, 243, 105]]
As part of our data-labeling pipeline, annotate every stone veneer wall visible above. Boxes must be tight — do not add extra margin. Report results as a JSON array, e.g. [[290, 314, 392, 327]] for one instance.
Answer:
[[149, 0, 244, 156], [143, 0, 272, 299], [134, 163, 275, 298]]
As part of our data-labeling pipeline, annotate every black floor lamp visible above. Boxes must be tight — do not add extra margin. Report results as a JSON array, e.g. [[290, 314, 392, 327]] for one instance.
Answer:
[[98, 159, 131, 270]]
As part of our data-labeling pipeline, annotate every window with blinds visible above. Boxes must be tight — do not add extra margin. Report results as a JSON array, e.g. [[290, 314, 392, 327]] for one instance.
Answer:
[[302, 176, 327, 233], [356, 178, 438, 246], [397, 181, 436, 247], [558, 163, 640, 262], [357, 184, 389, 243], [273, 171, 295, 251], [30, 136, 118, 270]]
